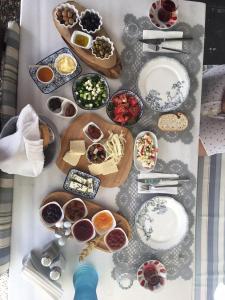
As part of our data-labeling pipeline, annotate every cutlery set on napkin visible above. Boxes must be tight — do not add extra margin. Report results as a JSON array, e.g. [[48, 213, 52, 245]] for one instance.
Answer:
[[140, 30, 193, 54], [137, 172, 189, 195]]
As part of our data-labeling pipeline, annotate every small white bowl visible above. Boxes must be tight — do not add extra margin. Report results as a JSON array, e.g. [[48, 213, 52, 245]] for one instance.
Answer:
[[36, 65, 54, 85], [55, 3, 79, 29], [104, 227, 129, 252], [46, 96, 78, 119], [92, 210, 116, 235], [86, 143, 107, 164], [71, 219, 96, 243], [63, 198, 88, 223], [91, 36, 114, 60], [79, 9, 103, 34], [40, 201, 64, 227], [70, 30, 93, 49], [83, 122, 104, 143], [54, 53, 77, 76]]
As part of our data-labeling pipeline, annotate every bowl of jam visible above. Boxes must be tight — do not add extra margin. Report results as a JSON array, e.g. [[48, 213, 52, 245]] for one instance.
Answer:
[[72, 219, 96, 242], [104, 227, 128, 252], [63, 198, 88, 223], [137, 260, 167, 292], [83, 122, 104, 143], [86, 143, 107, 164], [40, 201, 64, 227], [92, 210, 116, 235], [47, 96, 77, 119]]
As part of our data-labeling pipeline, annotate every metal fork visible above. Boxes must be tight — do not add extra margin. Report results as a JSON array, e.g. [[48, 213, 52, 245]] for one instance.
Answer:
[[140, 184, 181, 191], [148, 43, 189, 54]]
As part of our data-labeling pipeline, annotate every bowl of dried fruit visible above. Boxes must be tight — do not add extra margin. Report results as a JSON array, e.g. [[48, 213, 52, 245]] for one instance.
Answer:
[[55, 3, 79, 28], [92, 36, 114, 60]]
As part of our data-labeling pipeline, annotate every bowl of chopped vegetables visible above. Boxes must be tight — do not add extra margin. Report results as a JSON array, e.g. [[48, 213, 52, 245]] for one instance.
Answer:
[[106, 89, 144, 126], [72, 73, 110, 110]]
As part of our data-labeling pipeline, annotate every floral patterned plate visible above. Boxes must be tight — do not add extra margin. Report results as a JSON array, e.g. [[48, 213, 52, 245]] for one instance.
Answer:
[[138, 57, 190, 112], [135, 196, 188, 250]]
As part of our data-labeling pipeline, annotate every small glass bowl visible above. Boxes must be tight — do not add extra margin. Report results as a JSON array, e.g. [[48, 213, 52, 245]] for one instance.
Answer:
[[79, 9, 103, 34], [55, 3, 79, 29], [91, 36, 114, 60]]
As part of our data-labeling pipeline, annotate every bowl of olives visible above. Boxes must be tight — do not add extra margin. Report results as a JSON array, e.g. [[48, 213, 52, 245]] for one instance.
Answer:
[[55, 3, 79, 28]]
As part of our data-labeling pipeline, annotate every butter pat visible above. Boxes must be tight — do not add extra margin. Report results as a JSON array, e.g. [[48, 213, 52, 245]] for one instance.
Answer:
[[55, 54, 77, 75], [70, 140, 86, 155]]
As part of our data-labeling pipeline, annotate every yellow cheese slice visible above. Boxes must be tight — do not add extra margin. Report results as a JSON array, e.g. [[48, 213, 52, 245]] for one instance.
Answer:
[[101, 160, 118, 175], [63, 152, 80, 166], [88, 163, 103, 176], [70, 140, 85, 155]]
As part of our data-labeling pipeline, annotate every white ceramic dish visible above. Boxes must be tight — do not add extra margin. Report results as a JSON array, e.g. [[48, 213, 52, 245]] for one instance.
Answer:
[[54, 53, 77, 76], [135, 196, 189, 250], [92, 210, 116, 235], [137, 260, 167, 291], [138, 57, 190, 112], [79, 9, 103, 34], [149, 0, 178, 30], [104, 227, 129, 252], [86, 143, 107, 164], [55, 3, 79, 29], [36, 66, 54, 85], [46, 96, 78, 119], [70, 30, 93, 49], [92, 36, 114, 60], [40, 201, 64, 227], [71, 218, 96, 243], [62, 198, 88, 222], [83, 122, 104, 143], [134, 131, 158, 173]]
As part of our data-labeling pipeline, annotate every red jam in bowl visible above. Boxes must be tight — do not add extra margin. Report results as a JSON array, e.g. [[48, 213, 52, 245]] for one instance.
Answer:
[[105, 228, 127, 251], [64, 199, 86, 222], [41, 203, 62, 224], [72, 219, 95, 242]]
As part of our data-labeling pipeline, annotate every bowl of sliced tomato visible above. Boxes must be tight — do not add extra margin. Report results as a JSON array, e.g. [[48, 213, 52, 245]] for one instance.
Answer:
[[106, 89, 144, 126]]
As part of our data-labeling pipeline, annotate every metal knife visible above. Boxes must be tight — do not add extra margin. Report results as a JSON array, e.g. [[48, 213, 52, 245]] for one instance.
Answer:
[[139, 37, 193, 44], [137, 177, 190, 184]]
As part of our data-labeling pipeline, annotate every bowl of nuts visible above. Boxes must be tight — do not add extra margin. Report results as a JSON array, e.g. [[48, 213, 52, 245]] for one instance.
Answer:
[[55, 3, 79, 28], [92, 36, 114, 60]]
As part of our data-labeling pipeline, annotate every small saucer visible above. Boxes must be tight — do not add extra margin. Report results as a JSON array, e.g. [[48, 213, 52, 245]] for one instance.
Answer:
[[149, 0, 178, 30]]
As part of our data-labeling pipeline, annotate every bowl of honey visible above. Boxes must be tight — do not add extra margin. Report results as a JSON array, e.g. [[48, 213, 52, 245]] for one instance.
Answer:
[[36, 66, 54, 84]]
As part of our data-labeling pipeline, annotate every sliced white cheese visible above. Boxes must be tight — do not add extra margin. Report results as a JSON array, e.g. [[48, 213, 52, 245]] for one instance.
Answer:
[[70, 140, 85, 155], [88, 164, 103, 176], [70, 174, 87, 185], [63, 152, 80, 166], [69, 181, 88, 193], [101, 159, 118, 175]]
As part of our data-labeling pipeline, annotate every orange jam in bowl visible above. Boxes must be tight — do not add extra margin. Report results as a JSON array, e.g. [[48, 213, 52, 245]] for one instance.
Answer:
[[92, 210, 116, 235]]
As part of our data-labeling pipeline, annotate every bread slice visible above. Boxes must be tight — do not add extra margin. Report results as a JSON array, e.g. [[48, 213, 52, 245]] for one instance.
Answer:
[[39, 124, 54, 147], [158, 113, 188, 132]]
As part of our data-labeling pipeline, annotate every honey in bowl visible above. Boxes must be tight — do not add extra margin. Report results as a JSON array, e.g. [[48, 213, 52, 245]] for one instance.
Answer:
[[36, 66, 54, 84], [92, 210, 116, 235], [75, 34, 89, 48]]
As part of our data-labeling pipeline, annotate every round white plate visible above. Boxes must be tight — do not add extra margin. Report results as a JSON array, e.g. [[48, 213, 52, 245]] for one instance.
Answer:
[[138, 57, 190, 112], [135, 196, 188, 250]]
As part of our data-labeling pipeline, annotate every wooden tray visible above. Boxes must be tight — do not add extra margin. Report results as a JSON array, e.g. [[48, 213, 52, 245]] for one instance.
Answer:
[[41, 191, 131, 252], [56, 113, 134, 188], [52, 1, 122, 79]]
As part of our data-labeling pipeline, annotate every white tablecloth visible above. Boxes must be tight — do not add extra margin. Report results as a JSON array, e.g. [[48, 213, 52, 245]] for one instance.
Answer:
[[8, 0, 206, 299]]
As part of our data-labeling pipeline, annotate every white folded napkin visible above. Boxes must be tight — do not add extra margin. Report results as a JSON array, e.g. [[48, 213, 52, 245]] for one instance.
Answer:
[[142, 30, 183, 53], [0, 104, 44, 177], [138, 172, 178, 195]]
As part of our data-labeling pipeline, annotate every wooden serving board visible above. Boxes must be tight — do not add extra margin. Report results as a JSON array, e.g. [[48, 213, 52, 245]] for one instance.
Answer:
[[41, 191, 131, 252], [56, 113, 134, 188], [52, 1, 122, 79]]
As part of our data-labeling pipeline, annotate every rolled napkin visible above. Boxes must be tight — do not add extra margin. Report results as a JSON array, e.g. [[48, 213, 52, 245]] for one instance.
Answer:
[[138, 172, 178, 195], [0, 104, 45, 177], [142, 30, 183, 53]]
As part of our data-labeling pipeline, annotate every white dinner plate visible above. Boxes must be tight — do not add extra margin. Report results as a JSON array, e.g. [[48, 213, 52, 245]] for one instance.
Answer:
[[135, 196, 188, 250], [138, 57, 190, 112]]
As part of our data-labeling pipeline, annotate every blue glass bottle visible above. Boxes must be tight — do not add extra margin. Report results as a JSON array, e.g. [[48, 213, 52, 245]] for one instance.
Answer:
[[73, 263, 98, 300]]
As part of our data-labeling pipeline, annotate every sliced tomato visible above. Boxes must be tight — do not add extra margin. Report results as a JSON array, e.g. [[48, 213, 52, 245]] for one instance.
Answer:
[[128, 96, 138, 107]]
